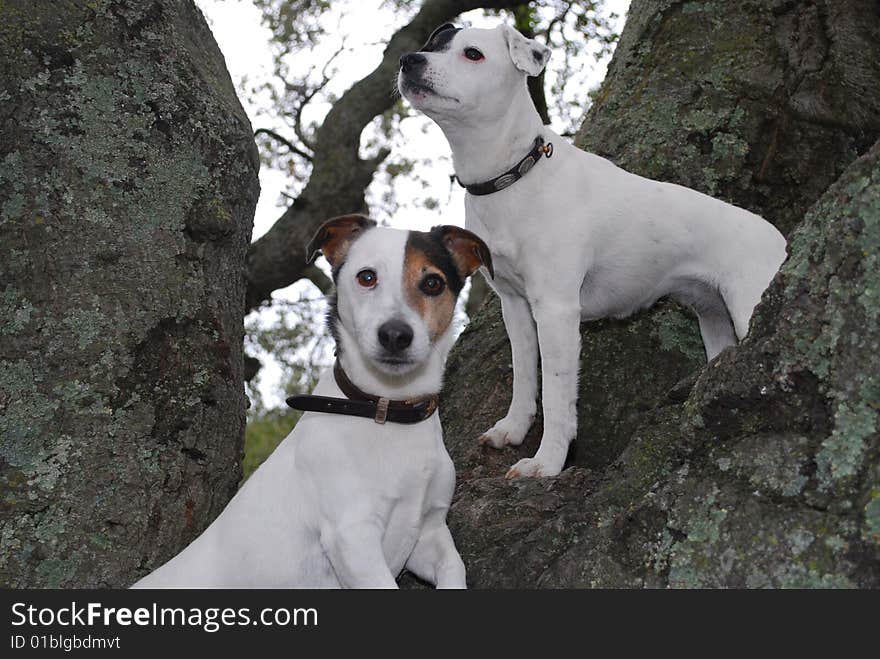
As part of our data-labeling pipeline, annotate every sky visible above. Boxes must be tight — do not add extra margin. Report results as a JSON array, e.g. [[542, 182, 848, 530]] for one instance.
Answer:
[[194, 0, 631, 407]]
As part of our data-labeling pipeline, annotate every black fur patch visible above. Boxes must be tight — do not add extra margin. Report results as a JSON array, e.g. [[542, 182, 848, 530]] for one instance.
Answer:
[[407, 229, 465, 296], [325, 291, 342, 354], [330, 260, 345, 283], [532, 48, 544, 63], [421, 23, 461, 53]]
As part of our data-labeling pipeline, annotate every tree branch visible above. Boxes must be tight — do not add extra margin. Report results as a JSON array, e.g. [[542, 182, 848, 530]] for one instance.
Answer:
[[537, 0, 575, 39], [513, 4, 551, 124], [302, 263, 333, 295], [283, 40, 348, 153], [245, 0, 531, 310], [254, 127, 313, 161]]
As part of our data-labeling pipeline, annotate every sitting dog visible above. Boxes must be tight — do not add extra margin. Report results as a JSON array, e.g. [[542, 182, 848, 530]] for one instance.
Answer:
[[133, 215, 492, 588], [398, 23, 787, 479]]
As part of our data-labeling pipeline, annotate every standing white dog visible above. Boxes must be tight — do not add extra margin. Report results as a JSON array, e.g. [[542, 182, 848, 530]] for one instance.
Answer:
[[398, 24, 787, 479], [133, 215, 491, 588]]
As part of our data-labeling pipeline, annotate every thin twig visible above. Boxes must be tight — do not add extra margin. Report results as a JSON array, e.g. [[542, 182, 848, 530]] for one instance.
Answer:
[[285, 40, 348, 153], [254, 127, 314, 161]]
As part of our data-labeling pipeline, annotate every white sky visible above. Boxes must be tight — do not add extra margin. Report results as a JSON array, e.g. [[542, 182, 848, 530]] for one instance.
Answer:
[[195, 0, 630, 407]]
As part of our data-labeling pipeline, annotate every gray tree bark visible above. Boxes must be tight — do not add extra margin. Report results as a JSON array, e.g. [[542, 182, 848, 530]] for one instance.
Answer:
[[0, 0, 259, 587], [436, 0, 880, 587], [578, 0, 880, 235]]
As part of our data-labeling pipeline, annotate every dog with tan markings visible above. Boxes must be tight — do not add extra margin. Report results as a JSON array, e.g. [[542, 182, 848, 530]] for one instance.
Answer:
[[134, 215, 491, 588]]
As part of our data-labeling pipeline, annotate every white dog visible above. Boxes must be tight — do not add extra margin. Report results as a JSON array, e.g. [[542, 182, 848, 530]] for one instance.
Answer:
[[399, 24, 787, 479], [133, 215, 491, 588]]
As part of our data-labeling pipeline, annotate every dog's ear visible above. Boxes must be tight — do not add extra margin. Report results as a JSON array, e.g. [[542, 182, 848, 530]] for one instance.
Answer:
[[421, 23, 460, 52], [501, 24, 551, 77], [306, 214, 377, 266], [434, 225, 494, 280]]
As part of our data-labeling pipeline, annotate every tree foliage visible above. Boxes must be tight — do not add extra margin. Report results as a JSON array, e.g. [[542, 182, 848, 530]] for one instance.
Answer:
[[249, 0, 619, 218]]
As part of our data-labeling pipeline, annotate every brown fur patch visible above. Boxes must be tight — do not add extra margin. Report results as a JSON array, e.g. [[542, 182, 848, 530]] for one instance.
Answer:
[[403, 244, 456, 342], [434, 225, 494, 279], [306, 214, 376, 267]]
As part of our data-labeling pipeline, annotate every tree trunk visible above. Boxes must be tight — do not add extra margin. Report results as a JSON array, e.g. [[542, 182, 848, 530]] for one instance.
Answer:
[[0, 0, 259, 587], [578, 0, 880, 235], [439, 0, 880, 587]]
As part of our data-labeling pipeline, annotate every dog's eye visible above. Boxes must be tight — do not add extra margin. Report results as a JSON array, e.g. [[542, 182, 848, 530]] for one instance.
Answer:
[[419, 274, 445, 296], [464, 47, 484, 62], [356, 269, 378, 288]]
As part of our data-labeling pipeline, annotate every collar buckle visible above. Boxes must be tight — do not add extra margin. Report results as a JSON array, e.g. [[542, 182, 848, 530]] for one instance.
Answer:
[[286, 360, 439, 425], [456, 136, 552, 196], [374, 397, 390, 424]]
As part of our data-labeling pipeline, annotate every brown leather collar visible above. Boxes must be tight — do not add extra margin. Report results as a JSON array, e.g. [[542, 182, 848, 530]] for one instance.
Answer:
[[285, 361, 439, 425]]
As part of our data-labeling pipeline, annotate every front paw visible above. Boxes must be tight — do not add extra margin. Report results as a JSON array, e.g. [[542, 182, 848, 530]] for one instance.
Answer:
[[435, 579, 467, 589], [478, 414, 533, 449], [505, 454, 563, 479]]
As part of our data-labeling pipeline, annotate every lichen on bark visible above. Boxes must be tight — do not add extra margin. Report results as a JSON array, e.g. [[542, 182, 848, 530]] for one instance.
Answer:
[[0, 0, 259, 587]]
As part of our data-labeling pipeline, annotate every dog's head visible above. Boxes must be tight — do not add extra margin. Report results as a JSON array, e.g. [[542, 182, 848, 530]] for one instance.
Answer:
[[397, 23, 551, 122], [308, 214, 493, 376]]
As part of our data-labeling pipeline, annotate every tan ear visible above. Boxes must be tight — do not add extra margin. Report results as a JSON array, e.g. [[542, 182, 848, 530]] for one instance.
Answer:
[[306, 214, 377, 266], [434, 225, 494, 280], [501, 24, 551, 77]]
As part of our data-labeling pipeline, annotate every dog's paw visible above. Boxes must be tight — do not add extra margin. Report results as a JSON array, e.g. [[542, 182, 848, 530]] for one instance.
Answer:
[[478, 415, 533, 449], [505, 455, 562, 479]]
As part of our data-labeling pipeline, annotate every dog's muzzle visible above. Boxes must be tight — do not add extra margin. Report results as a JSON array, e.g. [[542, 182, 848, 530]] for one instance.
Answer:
[[399, 52, 426, 75], [398, 55, 433, 97]]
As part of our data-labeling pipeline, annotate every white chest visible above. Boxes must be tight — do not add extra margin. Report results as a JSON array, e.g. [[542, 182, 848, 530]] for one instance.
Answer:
[[464, 196, 533, 296]]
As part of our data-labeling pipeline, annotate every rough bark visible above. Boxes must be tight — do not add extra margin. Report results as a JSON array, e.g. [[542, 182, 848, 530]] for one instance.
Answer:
[[0, 0, 259, 587], [244, 0, 529, 309], [578, 0, 880, 235], [439, 0, 880, 587], [464, 271, 491, 318]]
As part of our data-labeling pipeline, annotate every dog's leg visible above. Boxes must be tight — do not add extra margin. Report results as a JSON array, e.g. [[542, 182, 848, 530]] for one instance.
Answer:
[[479, 288, 538, 448], [697, 307, 737, 361], [405, 522, 466, 589], [506, 299, 580, 478], [721, 284, 762, 342], [675, 280, 739, 360], [721, 237, 786, 341], [321, 521, 398, 589]]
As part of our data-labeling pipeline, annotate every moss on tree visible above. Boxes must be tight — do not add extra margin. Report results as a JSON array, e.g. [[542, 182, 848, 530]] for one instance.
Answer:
[[0, 0, 259, 587]]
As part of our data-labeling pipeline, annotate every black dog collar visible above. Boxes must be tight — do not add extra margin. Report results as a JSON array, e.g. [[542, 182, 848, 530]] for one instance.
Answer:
[[286, 361, 439, 425], [455, 136, 553, 196]]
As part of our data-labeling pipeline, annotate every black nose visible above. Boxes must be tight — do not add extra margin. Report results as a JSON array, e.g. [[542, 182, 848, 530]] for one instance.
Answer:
[[378, 320, 414, 353], [399, 52, 427, 74]]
